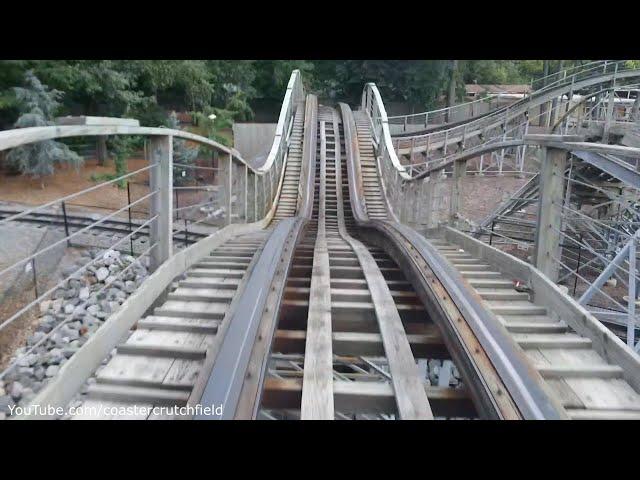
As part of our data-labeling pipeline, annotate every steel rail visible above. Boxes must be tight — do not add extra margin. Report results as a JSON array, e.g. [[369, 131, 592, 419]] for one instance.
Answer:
[[388, 69, 640, 173], [340, 102, 564, 419], [391, 61, 637, 140], [8, 72, 310, 420], [194, 95, 319, 419], [194, 217, 305, 419]]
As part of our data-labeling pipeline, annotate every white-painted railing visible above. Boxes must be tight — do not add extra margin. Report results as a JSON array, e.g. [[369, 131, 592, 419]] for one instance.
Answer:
[[387, 61, 632, 135], [391, 67, 640, 178], [388, 94, 518, 133], [530, 60, 627, 91], [0, 70, 305, 389], [362, 83, 411, 181]]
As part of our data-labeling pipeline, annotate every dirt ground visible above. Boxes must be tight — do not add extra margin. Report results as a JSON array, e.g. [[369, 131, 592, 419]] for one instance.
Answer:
[[0, 157, 218, 221], [460, 175, 530, 223], [0, 158, 151, 217]]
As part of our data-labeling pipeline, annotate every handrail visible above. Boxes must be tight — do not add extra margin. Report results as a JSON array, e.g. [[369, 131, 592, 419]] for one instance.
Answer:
[[390, 61, 640, 152], [361, 83, 412, 181], [387, 61, 621, 133], [388, 93, 514, 133], [0, 70, 304, 181], [385, 70, 640, 180], [530, 60, 617, 90], [340, 101, 562, 419], [388, 94, 501, 121], [258, 70, 304, 175], [0, 124, 262, 174]]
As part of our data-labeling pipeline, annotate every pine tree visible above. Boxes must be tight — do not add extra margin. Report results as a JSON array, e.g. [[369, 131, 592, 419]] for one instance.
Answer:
[[167, 112, 199, 186], [6, 71, 82, 187]]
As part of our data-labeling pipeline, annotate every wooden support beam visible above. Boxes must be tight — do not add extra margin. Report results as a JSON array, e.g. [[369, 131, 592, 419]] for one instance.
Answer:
[[149, 135, 173, 272], [262, 378, 474, 418], [450, 158, 466, 224], [534, 147, 567, 282], [274, 328, 448, 358], [300, 121, 334, 419]]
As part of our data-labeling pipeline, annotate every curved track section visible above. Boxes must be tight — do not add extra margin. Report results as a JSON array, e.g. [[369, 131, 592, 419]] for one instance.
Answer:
[[251, 105, 518, 420], [391, 61, 640, 140], [384, 66, 640, 175], [352, 91, 640, 419], [11, 67, 640, 420], [15, 75, 317, 419], [342, 103, 560, 419]]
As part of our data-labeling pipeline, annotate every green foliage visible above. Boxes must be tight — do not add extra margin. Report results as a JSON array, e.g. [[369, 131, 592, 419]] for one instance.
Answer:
[[33, 60, 153, 118], [252, 60, 315, 100], [190, 107, 235, 146], [6, 71, 82, 183], [308, 60, 450, 109], [224, 90, 253, 121], [93, 135, 138, 189], [206, 60, 256, 105], [2, 59, 633, 136], [461, 60, 526, 85]]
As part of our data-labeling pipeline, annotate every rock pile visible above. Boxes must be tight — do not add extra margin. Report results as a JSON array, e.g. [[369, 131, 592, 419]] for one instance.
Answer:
[[0, 248, 149, 419]]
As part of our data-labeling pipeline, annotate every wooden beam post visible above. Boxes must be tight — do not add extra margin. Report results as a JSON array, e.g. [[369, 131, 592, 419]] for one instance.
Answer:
[[534, 147, 567, 281], [450, 158, 466, 225], [226, 153, 233, 225], [254, 174, 258, 222], [244, 164, 249, 223], [603, 88, 616, 143], [149, 135, 173, 272]]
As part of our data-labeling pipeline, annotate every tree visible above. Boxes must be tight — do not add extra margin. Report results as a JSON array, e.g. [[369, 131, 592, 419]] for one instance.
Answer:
[[252, 60, 314, 100], [447, 60, 459, 121], [461, 60, 526, 85], [6, 71, 82, 187], [167, 112, 199, 185], [100, 135, 136, 189], [28, 60, 153, 118], [311, 60, 449, 109]]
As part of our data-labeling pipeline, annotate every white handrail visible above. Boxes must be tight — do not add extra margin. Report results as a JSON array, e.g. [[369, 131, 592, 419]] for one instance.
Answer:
[[0, 70, 305, 181], [0, 124, 262, 173], [258, 70, 304, 174], [388, 93, 506, 129], [362, 83, 411, 181], [389, 67, 640, 179], [388, 60, 633, 137]]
